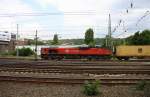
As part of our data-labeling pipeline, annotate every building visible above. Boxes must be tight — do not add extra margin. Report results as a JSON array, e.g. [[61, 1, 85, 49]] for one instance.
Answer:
[[17, 38, 29, 46], [0, 31, 16, 52]]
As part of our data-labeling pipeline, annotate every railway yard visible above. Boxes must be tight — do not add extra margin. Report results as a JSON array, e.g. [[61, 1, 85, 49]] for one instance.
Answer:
[[0, 58, 150, 97]]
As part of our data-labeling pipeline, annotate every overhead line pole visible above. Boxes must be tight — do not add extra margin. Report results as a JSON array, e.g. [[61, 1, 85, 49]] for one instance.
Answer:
[[108, 14, 112, 50], [16, 24, 19, 57], [35, 30, 38, 61]]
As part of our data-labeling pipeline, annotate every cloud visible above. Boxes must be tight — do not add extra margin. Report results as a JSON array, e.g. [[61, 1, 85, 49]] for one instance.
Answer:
[[34, 0, 149, 39], [0, 0, 33, 13], [0, 0, 150, 40], [0, 0, 34, 31]]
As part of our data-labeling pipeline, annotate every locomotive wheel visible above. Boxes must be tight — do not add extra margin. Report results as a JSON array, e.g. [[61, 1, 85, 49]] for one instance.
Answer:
[[116, 57, 129, 60], [87, 56, 91, 60], [124, 57, 129, 60]]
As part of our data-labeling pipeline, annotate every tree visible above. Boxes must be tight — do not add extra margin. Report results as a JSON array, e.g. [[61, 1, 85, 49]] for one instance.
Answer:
[[131, 31, 140, 45], [51, 34, 59, 45], [84, 28, 95, 46], [140, 30, 150, 45], [27, 39, 45, 45], [126, 29, 150, 45], [14, 47, 34, 56]]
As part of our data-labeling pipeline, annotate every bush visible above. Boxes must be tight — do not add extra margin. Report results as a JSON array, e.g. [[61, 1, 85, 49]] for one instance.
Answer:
[[135, 80, 150, 97], [83, 80, 100, 96], [0, 51, 15, 56], [143, 83, 150, 97], [136, 80, 147, 91], [14, 47, 34, 56]]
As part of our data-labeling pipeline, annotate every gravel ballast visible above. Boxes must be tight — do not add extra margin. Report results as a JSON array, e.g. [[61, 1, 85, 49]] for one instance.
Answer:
[[0, 81, 144, 97]]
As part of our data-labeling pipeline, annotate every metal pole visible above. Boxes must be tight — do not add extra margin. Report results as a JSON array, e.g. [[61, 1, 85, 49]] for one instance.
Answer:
[[108, 14, 112, 49], [105, 35, 108, 47], [16, 24, 19, 57], [35, 30, 38, 61]]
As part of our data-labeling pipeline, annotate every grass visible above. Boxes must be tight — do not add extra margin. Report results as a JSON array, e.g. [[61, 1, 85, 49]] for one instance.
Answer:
[[0, 55, 41, 60]]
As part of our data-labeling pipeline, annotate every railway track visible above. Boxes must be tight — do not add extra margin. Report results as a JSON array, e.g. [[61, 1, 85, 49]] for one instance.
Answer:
[[0, 57, 150, 62], [0, 67, 150, 74], [0, 59, 150, 74], [0, 61, 150, 74], [0, 59, 150, 66], [0, 75, 150, 85], [0, 58, 149, 85]]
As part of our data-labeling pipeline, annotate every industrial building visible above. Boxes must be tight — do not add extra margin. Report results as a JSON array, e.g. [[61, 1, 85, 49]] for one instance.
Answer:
[[0, 31, 16, 52]]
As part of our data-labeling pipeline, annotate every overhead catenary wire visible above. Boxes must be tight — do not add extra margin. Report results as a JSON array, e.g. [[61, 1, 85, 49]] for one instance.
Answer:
[[136, 10, 150, 26], [119, 0, 150, 37], [0, 0, 149, 39], [111, 0, 148, 38], [114, 20, 128, 38], [0, 12, 97, 17]]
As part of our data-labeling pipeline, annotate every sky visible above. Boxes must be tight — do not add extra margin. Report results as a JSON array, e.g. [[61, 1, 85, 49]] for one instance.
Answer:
[[0, 0, 150, 40]]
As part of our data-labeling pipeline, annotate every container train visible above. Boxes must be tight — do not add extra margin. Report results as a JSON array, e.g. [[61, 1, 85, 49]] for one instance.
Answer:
[[41, 45, 150, 60]]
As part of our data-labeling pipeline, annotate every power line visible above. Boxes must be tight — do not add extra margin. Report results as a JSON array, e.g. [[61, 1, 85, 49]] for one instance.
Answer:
[[16, 24, 19, 57], [111, 0, 135, 36], [136, 10, 150, 26], [0, 12, 97, 17]]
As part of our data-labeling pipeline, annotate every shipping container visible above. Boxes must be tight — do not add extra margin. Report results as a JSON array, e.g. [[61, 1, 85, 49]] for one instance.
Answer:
[[116, 45, 150, 60]]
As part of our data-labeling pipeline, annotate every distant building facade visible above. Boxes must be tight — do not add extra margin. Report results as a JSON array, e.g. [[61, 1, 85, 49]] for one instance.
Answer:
[[17, 38, 29, 46], [0, 31, 16, 52]]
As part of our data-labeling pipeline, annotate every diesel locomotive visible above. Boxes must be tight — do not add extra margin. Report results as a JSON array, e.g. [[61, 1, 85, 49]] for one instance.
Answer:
[[41, 46, 112, 60]]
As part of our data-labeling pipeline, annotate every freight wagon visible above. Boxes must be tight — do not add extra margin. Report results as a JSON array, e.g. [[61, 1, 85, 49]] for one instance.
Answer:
[[115, 45, 150, 60]]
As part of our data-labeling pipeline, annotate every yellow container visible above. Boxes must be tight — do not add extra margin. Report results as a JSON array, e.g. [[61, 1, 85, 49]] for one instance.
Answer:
[[116, 45, 150, 57]]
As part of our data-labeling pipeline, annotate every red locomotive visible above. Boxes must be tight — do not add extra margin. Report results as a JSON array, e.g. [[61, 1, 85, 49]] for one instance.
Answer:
[[41, 46, 112, 60]]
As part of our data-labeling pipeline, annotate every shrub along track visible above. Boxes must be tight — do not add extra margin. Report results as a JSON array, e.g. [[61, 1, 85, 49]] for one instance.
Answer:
[[0, 58, 150, 85]]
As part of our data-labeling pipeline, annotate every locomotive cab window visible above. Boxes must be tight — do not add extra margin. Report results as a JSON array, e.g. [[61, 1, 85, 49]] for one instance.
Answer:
[[138, 48, 142, 53]]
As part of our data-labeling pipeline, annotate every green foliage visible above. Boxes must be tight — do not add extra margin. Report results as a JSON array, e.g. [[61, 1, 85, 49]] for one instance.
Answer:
[[59, 38, 102, 45], [84, 28, 95, 46], [126, 29, 150, 45], [88, 41, 96, 47], [83, 80, 100, 96], [135, 80, 150, 97], [28, 39, 45, 45], [51, 34, 59, 45], [59, 39, 84, 45], [143, 83, 150, 97], [0, 52, 9, 56], [0, 51, 15, 56], [136, 80, 147, 91], [46, 37, 126, 46], [14, 47, 34, 56]]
